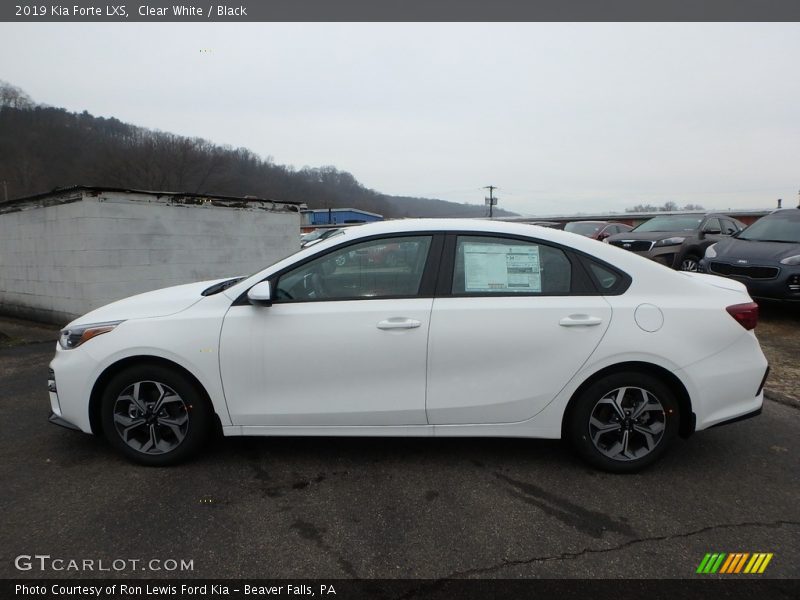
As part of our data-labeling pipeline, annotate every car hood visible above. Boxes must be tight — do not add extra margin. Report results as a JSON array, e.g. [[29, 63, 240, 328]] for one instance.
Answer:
[[606, 230, 694, 242], [66, 278, 230, 327], [713, 237, 800, 263]]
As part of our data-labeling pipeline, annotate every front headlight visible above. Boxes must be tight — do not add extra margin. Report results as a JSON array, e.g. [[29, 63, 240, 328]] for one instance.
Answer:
[[655, 236, 686, 247], [780, 255, 800, 266], [59, 321, 124, 350], [705, 244, 718, 259]]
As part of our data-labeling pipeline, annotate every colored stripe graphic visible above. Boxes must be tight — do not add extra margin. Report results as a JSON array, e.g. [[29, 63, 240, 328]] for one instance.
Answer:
[[697, 554, 712, 574], [719, 554, 737, 574], [701, 553, 773, 574], [710, 553, 726, 573], [757, 554, 773, 573], [697, 553, 728, 573], [734, 553, 750, 573]]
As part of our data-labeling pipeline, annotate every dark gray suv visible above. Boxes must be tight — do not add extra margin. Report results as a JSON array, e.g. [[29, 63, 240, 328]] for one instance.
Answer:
[[605, 213, 745, 271]]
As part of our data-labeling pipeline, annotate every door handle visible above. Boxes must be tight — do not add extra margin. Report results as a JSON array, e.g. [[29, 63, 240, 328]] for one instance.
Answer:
[[377, 318, 421, 330], [559, 315, 604, 327]]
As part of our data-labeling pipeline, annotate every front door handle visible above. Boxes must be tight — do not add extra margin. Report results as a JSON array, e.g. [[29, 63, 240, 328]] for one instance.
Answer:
[[377, 318, 421, 330], [559, 315, 604, 327]]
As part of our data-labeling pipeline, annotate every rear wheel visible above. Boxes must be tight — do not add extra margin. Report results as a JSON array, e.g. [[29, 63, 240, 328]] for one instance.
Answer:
[[100, 365, 211, 466], [567, 372, 679, 473]]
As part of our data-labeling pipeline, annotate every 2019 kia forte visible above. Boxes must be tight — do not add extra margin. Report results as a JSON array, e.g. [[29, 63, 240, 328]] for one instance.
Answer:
[[48, 219, 769, 472]]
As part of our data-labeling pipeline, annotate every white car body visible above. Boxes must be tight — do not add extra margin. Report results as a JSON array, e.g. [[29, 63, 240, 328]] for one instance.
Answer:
[[48, 219, 768, 467]]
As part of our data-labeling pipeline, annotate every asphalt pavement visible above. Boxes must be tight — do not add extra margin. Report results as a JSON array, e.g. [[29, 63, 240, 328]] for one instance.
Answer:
[[1, 333, 798, 580]]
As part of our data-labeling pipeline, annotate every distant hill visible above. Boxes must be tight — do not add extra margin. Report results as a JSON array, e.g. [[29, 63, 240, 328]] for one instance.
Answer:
[[0, 81, 515, 218]]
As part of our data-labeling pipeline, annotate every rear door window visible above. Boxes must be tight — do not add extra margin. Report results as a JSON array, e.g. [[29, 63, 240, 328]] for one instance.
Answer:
[[452, 236, 571, 295]]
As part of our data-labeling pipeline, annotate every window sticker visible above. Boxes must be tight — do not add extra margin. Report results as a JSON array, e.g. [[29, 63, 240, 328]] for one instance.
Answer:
[[463, 243, 541, 292]]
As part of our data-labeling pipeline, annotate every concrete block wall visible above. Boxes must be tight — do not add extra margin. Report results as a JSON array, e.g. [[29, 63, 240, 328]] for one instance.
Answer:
[[0, 191, 300, 325]]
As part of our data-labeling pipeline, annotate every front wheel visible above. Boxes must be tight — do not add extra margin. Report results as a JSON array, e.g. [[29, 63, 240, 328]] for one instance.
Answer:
[[567, 372, 679, 473], [100, 365, 211, 466], [679, 254, 701, 272]]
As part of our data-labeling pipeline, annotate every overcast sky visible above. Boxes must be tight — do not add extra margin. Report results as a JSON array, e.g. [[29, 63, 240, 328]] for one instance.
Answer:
[[1, 22, 799, 215]]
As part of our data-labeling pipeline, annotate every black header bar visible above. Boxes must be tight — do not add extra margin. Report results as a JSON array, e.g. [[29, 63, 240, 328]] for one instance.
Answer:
[[3, 0, 800, 22]]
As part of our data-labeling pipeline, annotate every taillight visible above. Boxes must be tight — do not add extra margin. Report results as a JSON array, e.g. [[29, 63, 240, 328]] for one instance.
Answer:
[[726, 302, 759, 330]]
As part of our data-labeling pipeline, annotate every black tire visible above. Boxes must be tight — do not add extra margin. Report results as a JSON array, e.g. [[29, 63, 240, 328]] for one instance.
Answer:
[[567, 372, 679, 473], [100, 364, 211, 466]]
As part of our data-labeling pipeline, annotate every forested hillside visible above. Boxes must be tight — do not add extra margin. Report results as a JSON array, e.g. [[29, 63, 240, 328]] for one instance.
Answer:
[[0, 81, 514, 218]]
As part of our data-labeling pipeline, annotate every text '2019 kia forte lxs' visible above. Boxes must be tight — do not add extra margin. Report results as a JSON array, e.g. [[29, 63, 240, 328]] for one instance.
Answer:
[[48, 219, 769, 472]]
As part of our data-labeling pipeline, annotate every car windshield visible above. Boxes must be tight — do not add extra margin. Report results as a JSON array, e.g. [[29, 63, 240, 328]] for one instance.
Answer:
[[633, 215, 704, 232], [565, 222, 603, 235], [738, 214, 800, 243]]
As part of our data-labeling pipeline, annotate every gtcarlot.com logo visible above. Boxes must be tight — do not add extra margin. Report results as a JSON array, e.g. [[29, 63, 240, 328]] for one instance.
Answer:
[[696, 552, 773, 574], [14, 554, 194, 572]]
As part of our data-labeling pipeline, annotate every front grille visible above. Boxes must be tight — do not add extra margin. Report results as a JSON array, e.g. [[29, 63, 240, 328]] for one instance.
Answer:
[[788, 274, 800, 293], [709, 262, 779, 280], [610, 240, 654, 252]]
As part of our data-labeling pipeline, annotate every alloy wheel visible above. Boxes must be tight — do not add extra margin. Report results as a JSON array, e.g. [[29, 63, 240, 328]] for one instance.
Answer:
[[680, 258, 699, 271], [588, 386, 666, 461], [112, 380, 189, 455]]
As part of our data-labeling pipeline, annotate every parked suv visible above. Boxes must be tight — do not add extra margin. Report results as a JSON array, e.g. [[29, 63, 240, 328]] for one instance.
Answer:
[[605, 213, 745, 271], [699, 208, 800, 302]]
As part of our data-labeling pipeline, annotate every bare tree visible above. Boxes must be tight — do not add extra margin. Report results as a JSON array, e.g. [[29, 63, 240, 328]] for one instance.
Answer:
[[0, 80, 34, 110]]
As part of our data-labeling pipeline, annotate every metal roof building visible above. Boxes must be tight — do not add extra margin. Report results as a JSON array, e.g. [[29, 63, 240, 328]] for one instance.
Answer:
[[0, 186, 304, 324]]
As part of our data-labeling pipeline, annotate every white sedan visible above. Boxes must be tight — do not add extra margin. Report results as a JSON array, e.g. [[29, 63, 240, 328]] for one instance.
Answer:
[[48, 219, 769, 472]]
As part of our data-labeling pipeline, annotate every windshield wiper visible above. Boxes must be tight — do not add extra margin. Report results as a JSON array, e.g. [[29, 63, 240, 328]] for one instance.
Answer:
[[202, 277, 245, 296]]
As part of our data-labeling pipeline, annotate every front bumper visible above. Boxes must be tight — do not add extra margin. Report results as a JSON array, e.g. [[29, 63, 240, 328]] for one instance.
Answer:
[[609, 242, 683, 269], [699, 259, 800, 301], [48, 347, 99, 434], [48, 412, 81, 431]]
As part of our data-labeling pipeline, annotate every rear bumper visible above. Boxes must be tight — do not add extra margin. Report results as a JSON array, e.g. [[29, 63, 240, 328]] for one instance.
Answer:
[[708, 406, 762, 429], [677, 334, 768, 431]]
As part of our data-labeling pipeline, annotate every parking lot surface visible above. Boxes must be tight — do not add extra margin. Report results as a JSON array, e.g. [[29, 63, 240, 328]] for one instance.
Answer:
[[1, 308, 798, 580]]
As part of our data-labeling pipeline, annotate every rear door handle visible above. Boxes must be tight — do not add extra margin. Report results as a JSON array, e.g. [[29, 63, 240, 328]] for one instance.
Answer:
[[559, 315, 604, 327], [377, 318, 421, 330]]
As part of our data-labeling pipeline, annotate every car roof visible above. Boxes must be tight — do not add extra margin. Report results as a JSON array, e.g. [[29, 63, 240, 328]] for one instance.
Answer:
[[316, 218, 640, 264]]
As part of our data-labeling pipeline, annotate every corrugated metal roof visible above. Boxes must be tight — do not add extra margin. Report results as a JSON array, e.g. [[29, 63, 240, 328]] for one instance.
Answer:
[[0, 185, 303, 210]]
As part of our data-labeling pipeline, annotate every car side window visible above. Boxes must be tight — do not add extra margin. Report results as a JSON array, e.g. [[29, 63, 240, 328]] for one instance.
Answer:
[[588, 262, 621, 290], [276, 236, 432, 301], [452, 236, 571, 295], [703, 218, 722, 233], [721, 219, 738, 235]]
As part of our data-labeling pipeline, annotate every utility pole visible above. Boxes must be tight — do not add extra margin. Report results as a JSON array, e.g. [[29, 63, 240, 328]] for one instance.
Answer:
[[484, 185, 498, 218]]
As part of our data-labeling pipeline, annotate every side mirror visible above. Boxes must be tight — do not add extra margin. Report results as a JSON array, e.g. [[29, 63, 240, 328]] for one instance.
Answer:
[[247, 281, 272, 307], [598, 231, 610, 240]]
